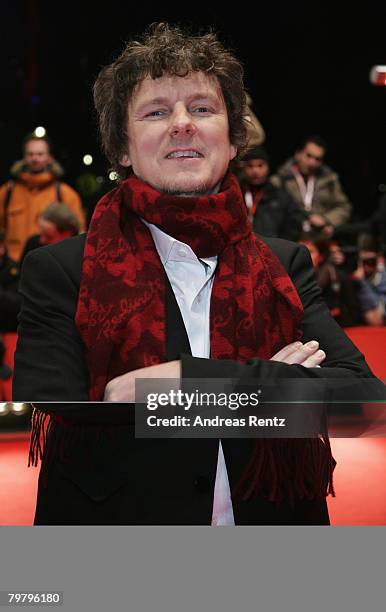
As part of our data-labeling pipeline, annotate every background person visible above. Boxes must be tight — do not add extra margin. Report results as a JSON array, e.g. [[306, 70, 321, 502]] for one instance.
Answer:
[[353, 234, 386, 326], [238, 145, 302, 241], [271, 136, 352, 236], [0, 230, 20, 333], [0, 134, 85, 261], [21, 202, 81, 262], [300, 235, 361, 327]]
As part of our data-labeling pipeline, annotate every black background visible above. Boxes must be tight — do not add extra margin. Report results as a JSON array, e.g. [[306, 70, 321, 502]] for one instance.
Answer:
[[1, 0, 385, 218]]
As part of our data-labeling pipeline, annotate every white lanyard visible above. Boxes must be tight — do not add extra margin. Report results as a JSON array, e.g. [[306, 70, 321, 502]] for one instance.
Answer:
[[244, 190, 254, 210], [293, 168, 315, 211]]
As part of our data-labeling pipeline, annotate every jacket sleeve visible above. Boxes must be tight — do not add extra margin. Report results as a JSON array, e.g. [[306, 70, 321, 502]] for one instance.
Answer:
[[13, 247, 90, 401], [269, 174, 282, 190], [181, 243, 382, 392], [356, 279, 382, 312], [281, 189, 304, 241], [13, 247, 136, 422], [322, 176, 352, 227]]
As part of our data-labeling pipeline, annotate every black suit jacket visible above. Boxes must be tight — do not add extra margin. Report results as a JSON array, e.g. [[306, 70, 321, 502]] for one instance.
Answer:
[[13, 234, 378, 525]]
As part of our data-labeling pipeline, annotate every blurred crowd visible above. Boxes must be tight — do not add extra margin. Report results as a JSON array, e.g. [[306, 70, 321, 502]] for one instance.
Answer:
[[235, 109, 386, 331], [0, 117, 385, 392]]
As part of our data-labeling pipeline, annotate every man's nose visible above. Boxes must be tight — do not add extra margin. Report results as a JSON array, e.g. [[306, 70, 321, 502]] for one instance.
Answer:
[[169, 104, 196, 137]]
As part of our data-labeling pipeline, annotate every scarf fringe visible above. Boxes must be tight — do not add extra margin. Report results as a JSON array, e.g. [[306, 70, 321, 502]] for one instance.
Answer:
[[29, 406, 87, 488], [30, 403, 335, 504], [233, 437, 335, 506], [28, 406, 53, 467], [28, 407, 117, 487]]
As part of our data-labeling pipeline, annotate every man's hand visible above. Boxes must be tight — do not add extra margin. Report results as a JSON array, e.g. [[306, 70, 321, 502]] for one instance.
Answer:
[[309, 214, 326, 228], [103, 360, 181, 402], [309, 214, 333, 237], [270, 340, 326, 368], [103, 342, 325, 400], [352, 265, 365, 281]]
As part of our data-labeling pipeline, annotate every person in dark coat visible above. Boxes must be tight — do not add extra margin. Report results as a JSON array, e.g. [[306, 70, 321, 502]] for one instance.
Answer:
[[0, 230, 21, 333], [300, 235, 361, 327], [238, 146, 303, 241]]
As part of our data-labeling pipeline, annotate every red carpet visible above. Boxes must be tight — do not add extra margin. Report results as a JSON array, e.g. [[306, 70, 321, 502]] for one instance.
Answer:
[[0, 332, 17, 401], [1, 432, 386, 525], [1, 327, 385, 525], [328, 438, 386, 525], [0, 432, 39, 525], [344, 326, 386, 379]]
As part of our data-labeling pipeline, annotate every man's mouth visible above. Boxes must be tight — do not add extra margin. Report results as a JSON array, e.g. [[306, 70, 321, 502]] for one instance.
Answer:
[[166, 150, 203, 159]]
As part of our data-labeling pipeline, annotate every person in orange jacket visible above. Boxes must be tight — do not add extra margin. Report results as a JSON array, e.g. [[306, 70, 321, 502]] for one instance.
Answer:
[[0, 134, 86, 261]]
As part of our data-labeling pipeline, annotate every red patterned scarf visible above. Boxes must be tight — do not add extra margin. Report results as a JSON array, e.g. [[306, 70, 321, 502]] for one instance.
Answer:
[[75, 173, 304, 398], [71, 172, 334, 504]]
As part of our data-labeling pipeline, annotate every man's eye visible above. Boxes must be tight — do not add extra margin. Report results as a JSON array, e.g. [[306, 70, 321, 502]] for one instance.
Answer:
[[192, 106, 211, 113], [146, 110, 166, 117]]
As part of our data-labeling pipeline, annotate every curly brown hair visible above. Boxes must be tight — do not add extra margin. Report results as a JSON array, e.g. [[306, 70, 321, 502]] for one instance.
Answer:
[[93, 23, 247, 179]]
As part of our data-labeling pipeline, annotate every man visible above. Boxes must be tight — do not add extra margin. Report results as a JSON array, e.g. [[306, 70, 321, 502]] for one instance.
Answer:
[[20, 202, 80, 262], [0, 135, 85, 261], [0, 231, 20, 333], [300, 235, 361, 327], [238, 145, 302, 241], [353, 234, 386, 326], [334, 190, 386, 252], [271, 136, 352, 236], [0, 231, 20, 400], [13, 24, 379, 526]]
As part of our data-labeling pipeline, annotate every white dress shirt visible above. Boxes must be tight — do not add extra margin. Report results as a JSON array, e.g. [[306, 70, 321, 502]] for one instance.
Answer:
[[144, 220, 235, 526]]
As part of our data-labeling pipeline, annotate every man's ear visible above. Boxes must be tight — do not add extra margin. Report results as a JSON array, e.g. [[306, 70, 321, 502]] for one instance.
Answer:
[[230, 144, 237, 162], [120, 153, 131, 167]]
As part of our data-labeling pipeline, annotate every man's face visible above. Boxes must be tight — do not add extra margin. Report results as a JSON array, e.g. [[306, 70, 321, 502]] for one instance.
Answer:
[[295, 142, 325, 177], [23, 139, 52, 173], [359, 250, 378, 278], [242, 159, 269, 186], [122, 72, 237, 195], [38, 219, 73, 246]]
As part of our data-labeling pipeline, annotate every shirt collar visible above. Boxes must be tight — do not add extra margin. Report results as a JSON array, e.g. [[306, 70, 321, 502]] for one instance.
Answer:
[[142, 219, 217, 271]]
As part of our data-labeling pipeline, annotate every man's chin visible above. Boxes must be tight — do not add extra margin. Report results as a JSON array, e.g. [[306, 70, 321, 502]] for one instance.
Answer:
[[147, 177, 222, 197]]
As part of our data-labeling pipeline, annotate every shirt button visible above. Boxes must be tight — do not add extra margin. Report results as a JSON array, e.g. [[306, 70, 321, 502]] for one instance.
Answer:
[[178, 248, 187, 258]]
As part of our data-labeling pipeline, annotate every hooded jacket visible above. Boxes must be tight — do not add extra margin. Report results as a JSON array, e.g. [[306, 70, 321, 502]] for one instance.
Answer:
[[270, 158, 352, 227], [0, 160, 86, 261]]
